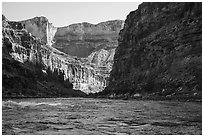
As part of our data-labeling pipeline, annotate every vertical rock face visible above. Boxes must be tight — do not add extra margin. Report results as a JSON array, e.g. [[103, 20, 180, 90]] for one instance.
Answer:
[[20, 16, 57, 45], [3, 16, 118, 94], [51, 20, 124, 93], [53, 20, 124, 57], [103, 2, 202, 99], [18, 17, 124, 93]]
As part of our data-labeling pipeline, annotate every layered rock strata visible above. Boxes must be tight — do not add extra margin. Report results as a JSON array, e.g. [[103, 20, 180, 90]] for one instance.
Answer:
[[53, 20, 124, 57], [3, 16, 117, 93], [102, 2, 202, 100]]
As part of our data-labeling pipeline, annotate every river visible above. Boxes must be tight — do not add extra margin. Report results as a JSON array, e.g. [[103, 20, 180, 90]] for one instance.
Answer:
[[2, 98, 202, 135]]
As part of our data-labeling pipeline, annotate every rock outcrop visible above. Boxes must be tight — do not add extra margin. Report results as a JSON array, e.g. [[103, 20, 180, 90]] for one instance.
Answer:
[[101, 2, 202, 101], [20, 16, 57, 46], [87, 48, 115, 67], [53, 20, 124, 57]]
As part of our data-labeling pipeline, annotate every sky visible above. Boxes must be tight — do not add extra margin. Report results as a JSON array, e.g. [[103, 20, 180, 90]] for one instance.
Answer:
[[2, 2, 141, 27]]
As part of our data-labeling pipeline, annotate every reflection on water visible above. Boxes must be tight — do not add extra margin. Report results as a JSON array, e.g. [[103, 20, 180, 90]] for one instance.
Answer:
[[2, 98, 202, 135]]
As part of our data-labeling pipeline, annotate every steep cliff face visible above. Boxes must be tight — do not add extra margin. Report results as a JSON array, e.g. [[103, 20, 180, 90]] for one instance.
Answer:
[[17, 17, 123, 93], [53, 20, 124, 57], [20, 16, 57, 46], [2, 16, 109, 94], [102, 2, 202, 100], [2, 16, 87, 98]]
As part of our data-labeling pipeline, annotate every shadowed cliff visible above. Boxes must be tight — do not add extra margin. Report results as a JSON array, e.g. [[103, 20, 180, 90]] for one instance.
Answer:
[[98, 2, 202, 101]]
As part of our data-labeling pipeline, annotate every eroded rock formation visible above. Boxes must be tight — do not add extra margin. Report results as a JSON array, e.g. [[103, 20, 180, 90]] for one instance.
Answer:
[[102, 2, 202, 100], [3, 16, 119, 94]]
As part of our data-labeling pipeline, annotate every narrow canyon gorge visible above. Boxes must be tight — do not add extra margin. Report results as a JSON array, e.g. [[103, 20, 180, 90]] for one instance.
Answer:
[[2, 2, 202, 135], [2, 2, 202, 101]]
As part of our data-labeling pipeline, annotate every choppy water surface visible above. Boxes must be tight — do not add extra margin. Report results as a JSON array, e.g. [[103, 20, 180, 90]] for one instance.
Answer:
[[2, 98, 202, 135]]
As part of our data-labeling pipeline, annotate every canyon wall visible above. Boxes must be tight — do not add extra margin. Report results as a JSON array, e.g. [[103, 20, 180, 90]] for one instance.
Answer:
[[20, 16, 57, 46], [19, 17, 124, 93], [86, 48, 115, 72], [102, 2, 202, 100], [53, 20, 124, 57], [3, 16, 114, 94]]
